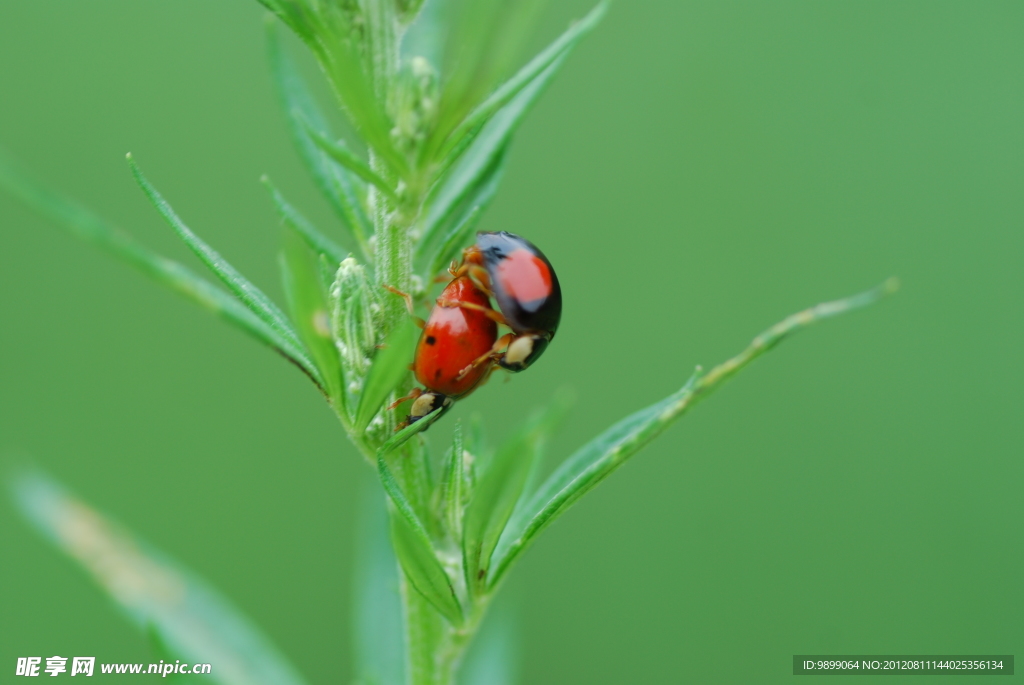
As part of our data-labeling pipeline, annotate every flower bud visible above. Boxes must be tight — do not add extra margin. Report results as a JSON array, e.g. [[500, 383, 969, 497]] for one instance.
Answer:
[[330, 257, 382, 394]]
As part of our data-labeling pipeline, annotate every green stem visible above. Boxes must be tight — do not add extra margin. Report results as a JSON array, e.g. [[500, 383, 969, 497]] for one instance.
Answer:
[[400, 573, 445, 685], [434, 606, 485, 685], [359, 5, 469, 679], [371, 159, 406, 329], [400, 578, 485, 685]]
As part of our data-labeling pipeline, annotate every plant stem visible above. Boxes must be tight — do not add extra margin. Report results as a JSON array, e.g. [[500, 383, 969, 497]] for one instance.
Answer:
[[400, 573, 445, 685], [400, 575, 484, 685], [434, 605, 485, 685], [371, 156, 409, 334]]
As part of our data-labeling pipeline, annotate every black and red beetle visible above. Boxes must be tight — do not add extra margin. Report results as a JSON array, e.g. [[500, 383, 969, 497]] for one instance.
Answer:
[[455, 231, 562, 373], [391, 274, 499, 426], [389, 231, 561, 427]]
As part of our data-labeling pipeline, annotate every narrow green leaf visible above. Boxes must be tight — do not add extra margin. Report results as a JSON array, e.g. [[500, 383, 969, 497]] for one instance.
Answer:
[[313, 18, 410, 179], [128, 156, 305, 352], [426, 205, 482, 279], [302, 122, 399, 203], [462, 413, 487, 491], [402, 430, 437, 540], [491, 280, 899, 585], [377, 402, 453, 456], [258, 1, 315, 44], [420, 149, 506, 279], [416, 3, 599, 274], [388, 510, 464, 626], [419, 48, 564, 259], [0, 152, 325, 391], [395, 0, 428, 27], [355, 316, 420, 431], [262, 175, 346, 266], [435, 0, 608, 164], [429, 0, 546, 154], [266, 19, 372, 255], [419, 140, 504, 270], [378, 454, 464, 625], [11, 470, 311, 685], [440, 420, 465, 540], [280, 227, 346, 411], [352, 481, 405, 685], [463, 393, 572, 593]]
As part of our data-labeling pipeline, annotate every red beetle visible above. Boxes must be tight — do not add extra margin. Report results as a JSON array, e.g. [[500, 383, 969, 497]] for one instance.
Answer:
[[393, 274, 499, 426], [454, 231, 562, 374]]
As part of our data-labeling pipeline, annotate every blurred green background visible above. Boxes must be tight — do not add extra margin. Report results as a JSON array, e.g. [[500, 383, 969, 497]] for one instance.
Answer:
[[1, 1, 1021, 682]]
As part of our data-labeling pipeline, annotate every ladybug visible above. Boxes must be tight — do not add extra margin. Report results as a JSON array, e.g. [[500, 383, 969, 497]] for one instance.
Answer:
[[392, 274, 499, 426], [454, 231, 562, 373]]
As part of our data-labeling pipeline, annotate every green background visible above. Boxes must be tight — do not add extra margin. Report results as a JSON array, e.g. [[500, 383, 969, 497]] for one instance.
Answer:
[[1, 1, 1021, 682]]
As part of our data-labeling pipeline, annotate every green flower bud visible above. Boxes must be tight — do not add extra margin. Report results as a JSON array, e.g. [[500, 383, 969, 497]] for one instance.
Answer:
[[330, 256, 382, 397]]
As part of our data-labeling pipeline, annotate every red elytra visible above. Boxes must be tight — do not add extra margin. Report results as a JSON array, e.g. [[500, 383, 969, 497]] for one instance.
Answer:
[[413, 274, 499, 398]]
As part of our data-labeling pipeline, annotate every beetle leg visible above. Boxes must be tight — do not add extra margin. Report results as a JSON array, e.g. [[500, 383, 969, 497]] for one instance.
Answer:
[[382, 284, 415, 314], [436, 298, 508, 326], [382, 284, 427, 327], [388, 387, 422, 411], [455, 333, 514, 381], [448, 255, 492, 294], [464, 264, 494, 297]]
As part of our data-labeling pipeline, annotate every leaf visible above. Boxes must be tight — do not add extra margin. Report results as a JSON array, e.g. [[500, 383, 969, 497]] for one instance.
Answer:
[[418, 44, 562, 261], [280, 227, 346, 412], [0, 151, 325, 391], [439, 420, 465, 540], [400, 428, 436, 539], [257, 1, 316, 45], [462, 413, 487, 489], [127, 156, 305, 354], [395, 0, 428, 27], [351, 482, 405, 685], [11, 470, 311, 685], [428, 0, 546, 153], [311, 16, 409, 179], [388, 511, 463, 626], [433, 0, 608, 165], [354, 316, 420, 432], [377, 453, 464, 625], [262, 175, 346, 266], [265, 19, 372, 255], [376, 401, 453, 456], [490, 279, 900, 586], [302, 121, 399, 203], [418, 147, 506, 278], [463, 393, 572, 593]]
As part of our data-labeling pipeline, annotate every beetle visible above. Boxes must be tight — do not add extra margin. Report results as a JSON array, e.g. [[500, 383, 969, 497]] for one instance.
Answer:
[[391, 274, 499, 426], [452, 231, 562, 374]]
